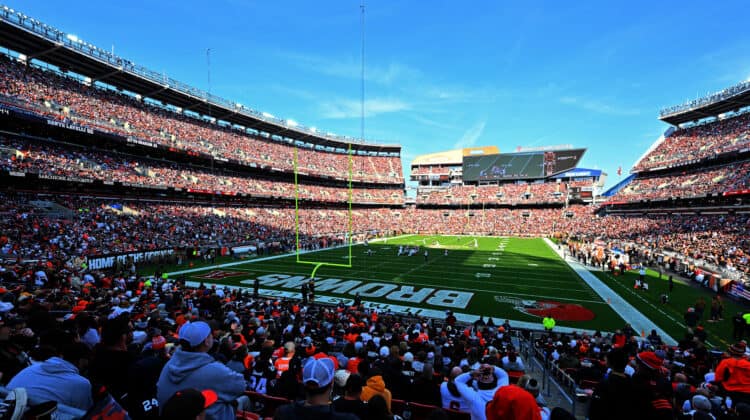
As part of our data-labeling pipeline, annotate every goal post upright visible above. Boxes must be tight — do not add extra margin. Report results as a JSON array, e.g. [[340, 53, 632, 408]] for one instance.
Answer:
[[294, 145, 354, 278]]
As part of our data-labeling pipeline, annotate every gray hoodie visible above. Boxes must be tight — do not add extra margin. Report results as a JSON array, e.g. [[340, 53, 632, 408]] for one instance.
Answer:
[[7, 357, 93, 411], [156, 348, 246, 420]]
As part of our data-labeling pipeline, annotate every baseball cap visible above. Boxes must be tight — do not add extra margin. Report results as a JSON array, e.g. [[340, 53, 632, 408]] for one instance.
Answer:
[[334, 369, 351, 388], [161, 389, 217, 419], [303, 357, 335, 388], [636, 351, 663, 370], [692, 394, 711, 412], [179, 321, 211, 347], [152, 335, 166, 350]]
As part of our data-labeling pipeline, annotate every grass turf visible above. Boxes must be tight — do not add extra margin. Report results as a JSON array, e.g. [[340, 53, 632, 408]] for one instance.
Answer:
[[172, 235, 626, 331], [591, 268, 742, 348]]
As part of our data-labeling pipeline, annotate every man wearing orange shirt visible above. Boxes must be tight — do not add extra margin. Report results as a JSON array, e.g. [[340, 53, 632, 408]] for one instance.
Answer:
[[274, 342, 295, 377], [715, 341, 750, 405]]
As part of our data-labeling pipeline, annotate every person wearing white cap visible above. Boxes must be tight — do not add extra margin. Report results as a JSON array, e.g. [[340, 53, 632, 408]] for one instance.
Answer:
[[274, 358, 358, 419], [156, 321, 248, 420]]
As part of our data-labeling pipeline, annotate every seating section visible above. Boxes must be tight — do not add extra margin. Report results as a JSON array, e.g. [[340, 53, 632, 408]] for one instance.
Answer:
[[611, 161, 750, 202], [0, 136, 404, 205], [634, 112, 750, 171], [0, 55, 402, 184], [415, 182, 575, 205]]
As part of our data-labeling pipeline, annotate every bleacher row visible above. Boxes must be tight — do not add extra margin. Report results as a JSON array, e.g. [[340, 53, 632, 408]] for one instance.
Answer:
[[415, 182, 591, 206], [635, 113, 750, 172], [0, 55, 402, 185], [611, 161, 750, 203], [2, 192, 749, 275], [0, 136, 404, 205]]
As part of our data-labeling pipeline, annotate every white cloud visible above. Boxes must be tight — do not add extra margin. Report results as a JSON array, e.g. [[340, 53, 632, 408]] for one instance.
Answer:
[[453, 121, 486, 149], [277, 51, 420, 85], [559, 96, 640, 116], [319, 98, 410, 119]]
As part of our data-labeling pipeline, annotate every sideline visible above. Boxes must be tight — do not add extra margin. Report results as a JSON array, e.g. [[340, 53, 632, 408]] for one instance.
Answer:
[[544, 238, 676, 345]]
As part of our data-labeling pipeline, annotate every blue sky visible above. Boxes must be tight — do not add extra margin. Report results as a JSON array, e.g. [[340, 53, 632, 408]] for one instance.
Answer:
[[8, 0, 750, 189]]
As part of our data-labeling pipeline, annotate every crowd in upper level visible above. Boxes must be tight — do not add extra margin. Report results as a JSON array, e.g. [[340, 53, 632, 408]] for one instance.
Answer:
[[634, 113, 750, 172], [611, 161, 750, 203], [0, 55, 402, 184], [0, 136, 404, 205], [415, 182, 576, 206]]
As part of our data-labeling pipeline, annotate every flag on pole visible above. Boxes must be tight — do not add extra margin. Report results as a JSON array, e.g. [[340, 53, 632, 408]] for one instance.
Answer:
[[617, 166, 622, 176]]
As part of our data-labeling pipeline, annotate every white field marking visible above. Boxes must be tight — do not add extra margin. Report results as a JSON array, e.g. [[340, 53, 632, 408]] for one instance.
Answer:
[[528, 263, 539, 267], [492, 252, 502, 256], [168, 234, 414, 276], [604, 272, 689, 331], [482, 264, 496, 268], [223, 267, 601, 303], [542, 237, 677, 345], [475, 273, 491, 278], [599, 272, 724, 346], [488, 257, 499, 261]]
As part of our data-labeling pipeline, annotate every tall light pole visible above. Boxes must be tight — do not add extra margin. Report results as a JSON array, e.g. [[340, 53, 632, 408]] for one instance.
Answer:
[[206, 48, 212, 119]]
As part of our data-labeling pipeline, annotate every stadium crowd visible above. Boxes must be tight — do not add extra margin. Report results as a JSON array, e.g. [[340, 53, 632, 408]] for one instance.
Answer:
[[0, 136, 404, 205], [611, 162, 750, 203], [415, 183, 570, 206], [534, 326, 750, 419], [0, 236, 748, 419], [0, 249, 587, 420], [0, 55, 402, 184], [3, 190, 750, 276], [1, 43, 750, 420], [634, 113, 750, 172]]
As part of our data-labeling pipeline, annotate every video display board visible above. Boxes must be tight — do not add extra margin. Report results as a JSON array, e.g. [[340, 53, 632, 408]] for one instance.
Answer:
[[463, 149, 585, 181]]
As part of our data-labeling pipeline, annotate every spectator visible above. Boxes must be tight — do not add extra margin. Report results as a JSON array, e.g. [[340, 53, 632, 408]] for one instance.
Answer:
[[454, 364, 509, 420], [714, 341, 750, 406], [588, 348, 637, 420], [6, 329, 93, 412], [360, 367, 392, 413], [126, 334, 170, 419], [89, 316, 138, 405], [485, 384, 541, 420], [160, 388, 217, 420], [501, 352, 525, 372], [274, 357, 357, 420], [156, 321, 248, 420], [274, 342, 296, 376], [332, 374, 368, 419], [631, 351, 673, 419], [440, 366, 470, 413]]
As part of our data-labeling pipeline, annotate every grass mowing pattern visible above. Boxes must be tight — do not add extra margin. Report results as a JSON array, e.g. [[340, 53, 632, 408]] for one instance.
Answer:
[[592, 269, 741, 347], [180, 235, 625, 331]]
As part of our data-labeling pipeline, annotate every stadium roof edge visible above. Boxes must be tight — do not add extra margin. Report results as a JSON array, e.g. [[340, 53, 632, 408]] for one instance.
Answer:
[[658, 79, 750, 126], [0, 6, 401, 153]]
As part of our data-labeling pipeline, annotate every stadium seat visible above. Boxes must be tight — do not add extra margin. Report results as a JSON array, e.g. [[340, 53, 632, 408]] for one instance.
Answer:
[[390, 398, 407, 417], [244, 391, 290, 418]]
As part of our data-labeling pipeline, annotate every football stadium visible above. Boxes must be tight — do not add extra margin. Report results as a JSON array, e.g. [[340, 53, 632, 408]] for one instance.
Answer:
[[0, 2, 749, 419]]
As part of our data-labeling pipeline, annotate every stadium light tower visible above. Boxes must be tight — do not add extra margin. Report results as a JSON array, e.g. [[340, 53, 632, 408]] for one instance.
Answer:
[[206, 48, 212, 118]]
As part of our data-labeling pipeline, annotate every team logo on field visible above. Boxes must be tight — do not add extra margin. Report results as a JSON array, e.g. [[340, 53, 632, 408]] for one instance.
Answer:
[[195, 270, 246, 280], [494, 296, 595, 321]]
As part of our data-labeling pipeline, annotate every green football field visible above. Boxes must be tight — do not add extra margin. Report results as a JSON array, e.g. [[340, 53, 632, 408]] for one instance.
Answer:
[[175, 235, 626, 331]]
